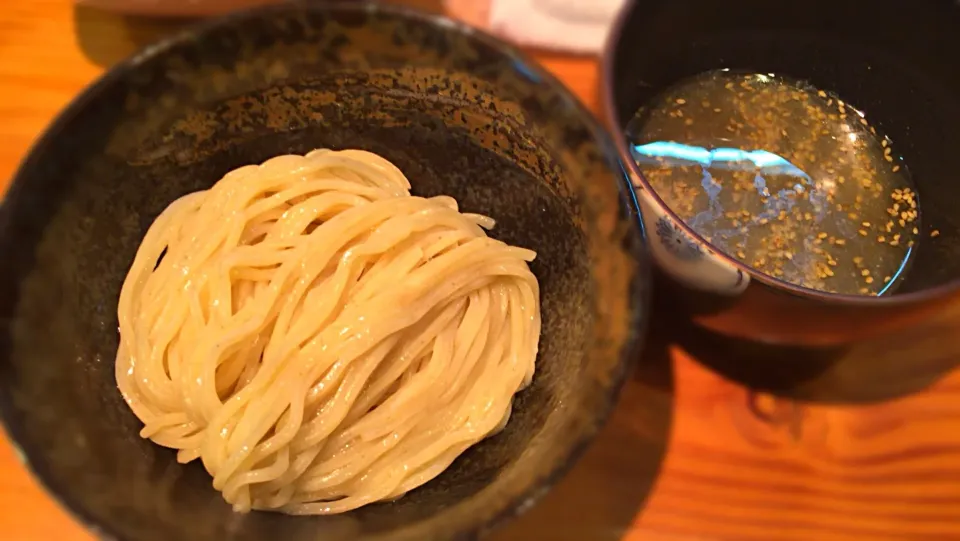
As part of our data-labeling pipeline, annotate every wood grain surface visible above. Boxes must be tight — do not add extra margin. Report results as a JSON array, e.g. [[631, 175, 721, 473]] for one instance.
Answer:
[[1, 2, 959, 540]]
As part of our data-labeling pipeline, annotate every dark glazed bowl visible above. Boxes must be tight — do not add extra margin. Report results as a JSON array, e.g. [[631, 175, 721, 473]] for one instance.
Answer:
[[603, 0, 960, 347], [0, 4, 648, 541]]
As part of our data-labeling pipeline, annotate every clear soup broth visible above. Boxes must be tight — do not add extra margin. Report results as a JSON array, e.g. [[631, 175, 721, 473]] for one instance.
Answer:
[[627, 70, 921, 296]]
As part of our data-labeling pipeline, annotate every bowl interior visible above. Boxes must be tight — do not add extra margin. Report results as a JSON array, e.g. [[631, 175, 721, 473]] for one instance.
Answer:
[[0, 5, 642, 541], [609, 0, 960, 295]]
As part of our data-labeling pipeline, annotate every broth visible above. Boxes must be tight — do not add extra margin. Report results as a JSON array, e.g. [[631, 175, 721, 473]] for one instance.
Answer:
[[627, 70, 920, 295]]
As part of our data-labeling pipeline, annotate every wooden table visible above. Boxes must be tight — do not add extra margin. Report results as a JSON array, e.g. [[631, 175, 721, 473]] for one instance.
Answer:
[[2, 2, 959, 540]]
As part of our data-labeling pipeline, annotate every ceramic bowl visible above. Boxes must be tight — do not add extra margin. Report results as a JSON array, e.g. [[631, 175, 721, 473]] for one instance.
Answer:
[[0, 4, 648, 541], [603, 0, 960, 346]]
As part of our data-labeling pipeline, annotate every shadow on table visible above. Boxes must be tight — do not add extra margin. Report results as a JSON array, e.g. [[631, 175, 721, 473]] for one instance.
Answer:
[[648, 263, 960, 404], [73, 5, 196, 68], [72, 0, 463, 69], [676, 317, 960, 404], [490, 307, 675, 541]]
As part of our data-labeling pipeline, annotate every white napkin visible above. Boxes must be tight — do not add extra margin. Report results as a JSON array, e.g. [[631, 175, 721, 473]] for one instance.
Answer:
[[448, 0, 628, 55]]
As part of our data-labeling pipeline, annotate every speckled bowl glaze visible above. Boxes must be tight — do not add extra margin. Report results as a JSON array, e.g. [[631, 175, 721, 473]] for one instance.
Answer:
[[0, 4, 648, 541], [603, 0, 960, 347]]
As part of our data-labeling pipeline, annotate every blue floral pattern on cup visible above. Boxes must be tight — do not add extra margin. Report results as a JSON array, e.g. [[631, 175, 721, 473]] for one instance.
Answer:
[[655, 216, 703, 260], [633, 180, 750, 296]]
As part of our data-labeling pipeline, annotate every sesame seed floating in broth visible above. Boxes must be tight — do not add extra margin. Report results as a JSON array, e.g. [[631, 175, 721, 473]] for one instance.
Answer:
[[627, 71, 921, 296]]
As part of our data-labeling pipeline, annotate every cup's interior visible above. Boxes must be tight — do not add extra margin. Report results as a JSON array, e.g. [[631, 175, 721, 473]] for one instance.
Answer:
[[0, 5, 641, 541], [610, 0, 960, 295]]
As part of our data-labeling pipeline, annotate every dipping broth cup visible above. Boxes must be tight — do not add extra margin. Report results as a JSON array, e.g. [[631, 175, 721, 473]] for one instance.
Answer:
[[603, 0, 960, 347]]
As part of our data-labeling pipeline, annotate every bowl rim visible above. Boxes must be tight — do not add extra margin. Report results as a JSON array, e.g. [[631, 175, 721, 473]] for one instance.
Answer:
[[600, 0, 960, 306], [0, 2, 648, 540]]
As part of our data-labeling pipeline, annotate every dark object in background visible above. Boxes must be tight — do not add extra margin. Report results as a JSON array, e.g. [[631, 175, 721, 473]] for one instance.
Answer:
[[0, 3, 648, 541], [603, 0, 960, 347]]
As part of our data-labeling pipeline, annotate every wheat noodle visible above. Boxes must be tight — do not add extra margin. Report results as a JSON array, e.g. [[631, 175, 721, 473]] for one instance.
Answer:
[[116, 149, 540, 515]]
